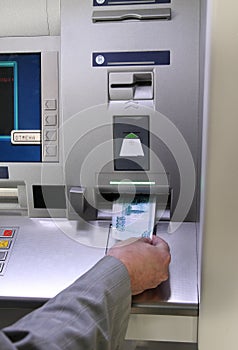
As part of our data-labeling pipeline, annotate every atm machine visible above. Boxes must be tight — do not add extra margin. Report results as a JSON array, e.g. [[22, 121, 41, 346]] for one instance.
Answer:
[[0, 0, 206, 349]]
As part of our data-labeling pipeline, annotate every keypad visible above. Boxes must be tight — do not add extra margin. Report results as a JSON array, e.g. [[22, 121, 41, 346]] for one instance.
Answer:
[[0, 227, 18, 276]]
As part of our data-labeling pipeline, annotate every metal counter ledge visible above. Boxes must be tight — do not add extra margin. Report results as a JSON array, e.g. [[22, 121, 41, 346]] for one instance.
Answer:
[[0, 217, 198, 342]]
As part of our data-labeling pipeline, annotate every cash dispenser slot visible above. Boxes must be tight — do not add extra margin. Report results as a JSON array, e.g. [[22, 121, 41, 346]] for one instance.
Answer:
[[96, 184, 171, 221], [67, 171, 172, 221], [92, 8, 171, 23], [96, 172, 171, 220], [68, 179, 171, 222]]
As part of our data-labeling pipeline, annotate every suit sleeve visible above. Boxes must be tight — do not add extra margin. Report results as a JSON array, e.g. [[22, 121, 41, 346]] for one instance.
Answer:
[[0, 256, 132, 350]]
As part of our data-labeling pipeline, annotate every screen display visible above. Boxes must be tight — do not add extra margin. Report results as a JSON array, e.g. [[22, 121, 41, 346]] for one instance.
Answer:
[[0, 53, 41, 162], [0, 63, 16, 138]]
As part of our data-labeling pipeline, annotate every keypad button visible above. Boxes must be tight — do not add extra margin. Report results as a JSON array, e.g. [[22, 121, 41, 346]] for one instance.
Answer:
[[3, 229, 13, 237], [0, 227, 18, 276], [0, 263, 4, 273], [0, 251, 7, 261], [0, 240, 11, 249]]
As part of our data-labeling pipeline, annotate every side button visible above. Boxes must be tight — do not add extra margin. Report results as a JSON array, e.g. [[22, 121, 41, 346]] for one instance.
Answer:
[[44, 99, 57, 111], [44, 145, 57, 157], [44, 130, 57, 141], [44, 115, 57, 126]]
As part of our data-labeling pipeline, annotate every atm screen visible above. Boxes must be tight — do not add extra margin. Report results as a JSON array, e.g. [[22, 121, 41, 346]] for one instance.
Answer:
[[0, 64, 15, 136], [0, 53, 41, 162]]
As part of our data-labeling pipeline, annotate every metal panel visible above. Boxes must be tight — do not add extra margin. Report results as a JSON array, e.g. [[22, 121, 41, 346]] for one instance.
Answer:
[[61, 0, 200, 222], [126, 315, 197, 343], [0, 217, 197, 343]]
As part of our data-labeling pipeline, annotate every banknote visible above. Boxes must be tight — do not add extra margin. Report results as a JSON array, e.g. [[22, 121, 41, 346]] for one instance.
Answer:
[[111, 195, 156, 240]]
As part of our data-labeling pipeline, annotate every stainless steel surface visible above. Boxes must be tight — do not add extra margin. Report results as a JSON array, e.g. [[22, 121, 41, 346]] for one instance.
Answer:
[[0, 217, 198, 317], [0, 216, 106, 300], [118, 222, 198, 315]]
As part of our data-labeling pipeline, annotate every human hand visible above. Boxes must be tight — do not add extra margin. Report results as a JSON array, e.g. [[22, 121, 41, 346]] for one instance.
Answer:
[[107, 236, 171, 295]]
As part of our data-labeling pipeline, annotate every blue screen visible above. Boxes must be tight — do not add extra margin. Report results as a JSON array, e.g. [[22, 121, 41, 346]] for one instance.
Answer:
[[0, 53, 41, 162]]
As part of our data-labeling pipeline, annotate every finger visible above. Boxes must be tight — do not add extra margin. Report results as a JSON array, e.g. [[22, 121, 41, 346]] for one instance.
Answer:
[[111, 237, 139, 248], [152, 235, 167, 246], [139, 237, 152, 245], [152, 236, 170, 252]]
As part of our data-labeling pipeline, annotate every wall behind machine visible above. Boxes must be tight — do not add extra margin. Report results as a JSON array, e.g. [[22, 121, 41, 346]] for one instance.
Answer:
[[0, 0, 60, 37]]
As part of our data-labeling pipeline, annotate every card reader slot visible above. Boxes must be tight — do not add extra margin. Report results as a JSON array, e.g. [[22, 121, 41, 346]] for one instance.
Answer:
[[0, 188, 18, 204], [109, 72, 153, 100], [111, 81, 152, 89], [92, 8, 171, 23], [0, 184, 27, 214]]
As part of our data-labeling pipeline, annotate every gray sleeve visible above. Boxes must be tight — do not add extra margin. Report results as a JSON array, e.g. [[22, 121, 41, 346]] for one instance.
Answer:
[[0, 256, 132, 350]]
